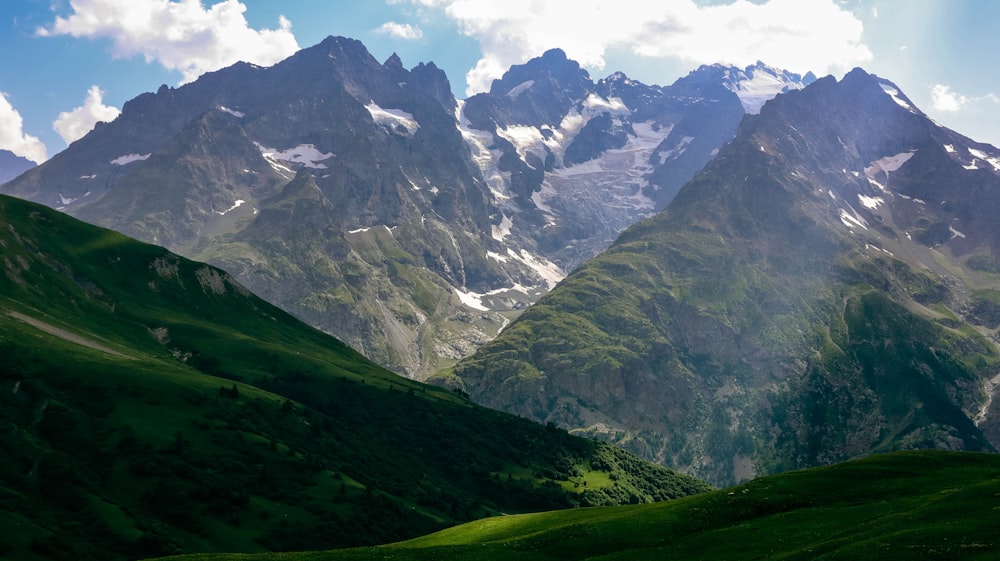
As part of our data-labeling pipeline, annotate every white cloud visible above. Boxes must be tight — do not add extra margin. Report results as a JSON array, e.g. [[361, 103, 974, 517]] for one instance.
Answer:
[[53, 85, 122, 145], [411, 0, 872, 95], [0, 93, 48, 163], [376, 21, 424, 40], [930, 84, 1000, 113], [38, 0, 300, 84], [931, 84, 966, 112]]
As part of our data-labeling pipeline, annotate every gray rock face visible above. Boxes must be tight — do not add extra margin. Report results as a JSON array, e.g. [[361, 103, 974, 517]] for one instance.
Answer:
[[1, 38, 805, 378], [446, 68, 1000, 487]]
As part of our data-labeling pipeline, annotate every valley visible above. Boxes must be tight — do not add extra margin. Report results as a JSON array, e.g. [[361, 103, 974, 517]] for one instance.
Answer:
[[1, 20, 999, 561]]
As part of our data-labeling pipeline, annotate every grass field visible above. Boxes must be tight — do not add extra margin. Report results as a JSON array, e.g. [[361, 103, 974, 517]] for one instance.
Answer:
[[152, 450, 1000, 561]]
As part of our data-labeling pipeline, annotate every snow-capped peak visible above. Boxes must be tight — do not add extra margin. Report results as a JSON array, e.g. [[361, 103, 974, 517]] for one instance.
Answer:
[[874, 77, 921, 115], [722, 61, 816, 114]]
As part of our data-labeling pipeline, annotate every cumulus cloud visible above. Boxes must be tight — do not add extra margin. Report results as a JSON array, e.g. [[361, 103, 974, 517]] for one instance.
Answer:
[[410, 0, 872, 95], [376, 21, 424, 40], [931, 84, 967, 112], [0, 93, 48, 164], [38, 0, 300, 84], [930, 84, 1000, 113], [53, 85, 122, 145]]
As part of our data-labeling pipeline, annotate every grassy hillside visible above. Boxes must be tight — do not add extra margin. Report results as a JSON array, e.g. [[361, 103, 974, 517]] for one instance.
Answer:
[[148, 450, 1000, 561], [0, 194, 708, 561]]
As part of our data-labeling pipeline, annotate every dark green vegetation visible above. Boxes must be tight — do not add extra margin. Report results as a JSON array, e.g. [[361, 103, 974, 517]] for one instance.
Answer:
[[441, 69, 1000, 487], [0, 193, 709, 561], [149, 450, 1000, 561]]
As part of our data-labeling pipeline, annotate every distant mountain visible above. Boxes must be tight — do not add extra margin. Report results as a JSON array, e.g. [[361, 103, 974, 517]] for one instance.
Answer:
[[0, 149, 36, 184], [0, 193, 708, 561], [719, 60, 818, 114], [441, 68, 1000, 487], [0, 37, 809, 378]]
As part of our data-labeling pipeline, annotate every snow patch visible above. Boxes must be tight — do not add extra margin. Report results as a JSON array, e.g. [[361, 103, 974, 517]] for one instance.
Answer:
[[839, 209, 868, 230], [454, 282, 534, 312], [487, 251, 509, 263], [865, 243, 894, 257], [215, 199, 245, 216], [943, 144, 955, 153], [457, 100, 510, 200], [858, 194, 884, 210], [218, 106, 244, 118], [491, 214, 513, 242], [555, 158, 604, 176], [111, 153, 151, 165], [496, 125, 551, 164], [658, 136, 695, 163], [346, 225, 393, 235], [950, 225, 967, 239], [582, 93, 627, 113], [727, 67, 804, 114], [864, 150, 916, 190], [507, 248, 565, 289], [255, 142, 333, 171], [897, 194, 926, 205], [454, 288, 490, 311], [79, 174, 96, 180], [968, 148, 1000, 172], [366, 102, 419, 135], [505, 80, 534, 98], [531, 185, 555, 215], [495, 93, 629, 168], [879, 83, 915, 112], [541, 120, 661, 219]]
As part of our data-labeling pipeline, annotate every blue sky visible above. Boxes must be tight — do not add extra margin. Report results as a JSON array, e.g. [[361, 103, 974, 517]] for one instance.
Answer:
[[1, 0, 998, 164]]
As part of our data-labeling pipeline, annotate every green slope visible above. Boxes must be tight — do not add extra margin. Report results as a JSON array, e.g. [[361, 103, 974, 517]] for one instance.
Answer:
[[0, 194, 708, 561], [148, 450, 1000, 561]]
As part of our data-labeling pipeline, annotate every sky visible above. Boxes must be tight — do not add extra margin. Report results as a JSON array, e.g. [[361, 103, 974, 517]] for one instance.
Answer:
[[1, 0, 998, 164]]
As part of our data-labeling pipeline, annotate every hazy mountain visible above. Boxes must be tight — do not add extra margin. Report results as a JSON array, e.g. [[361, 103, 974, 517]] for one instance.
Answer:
[[0, 192, 707, 560], [440, 68, 1000, 487], [0, 149, 35, 184], [0, 37, 810, 379]]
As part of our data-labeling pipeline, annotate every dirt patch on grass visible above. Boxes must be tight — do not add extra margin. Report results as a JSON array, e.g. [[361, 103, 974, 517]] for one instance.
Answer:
[[7, 311, 131, 358]]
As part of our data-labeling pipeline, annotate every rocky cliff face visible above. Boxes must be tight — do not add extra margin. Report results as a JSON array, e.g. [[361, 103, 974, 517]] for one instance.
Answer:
[[1, 37, 807, 378], [444, 68, 1000, 486]]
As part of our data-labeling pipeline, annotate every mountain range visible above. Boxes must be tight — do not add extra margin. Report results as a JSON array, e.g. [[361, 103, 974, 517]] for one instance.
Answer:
[[442, 68, 1000, 486], [3, 31, 1000, 560], [0, 37, 812, 379]]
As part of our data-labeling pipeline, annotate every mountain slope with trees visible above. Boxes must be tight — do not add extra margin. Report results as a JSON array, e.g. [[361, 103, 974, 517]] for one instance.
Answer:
[[0, 193, 708, 561]]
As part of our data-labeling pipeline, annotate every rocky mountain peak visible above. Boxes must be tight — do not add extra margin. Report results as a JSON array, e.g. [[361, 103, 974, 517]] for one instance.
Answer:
[[383, 52, 404, 70], [0, 149, 36, 184], [0, 36, 863, 383], [447, 62, 1000, 487]]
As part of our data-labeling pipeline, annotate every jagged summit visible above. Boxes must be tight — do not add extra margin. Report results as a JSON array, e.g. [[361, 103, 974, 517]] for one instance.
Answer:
[[0, 35, 843, 380], [447, 64, 1000, 487], [710, 60, 817, 114]]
